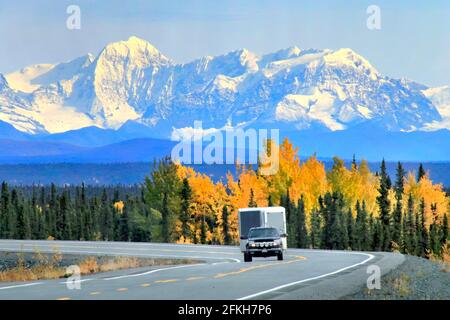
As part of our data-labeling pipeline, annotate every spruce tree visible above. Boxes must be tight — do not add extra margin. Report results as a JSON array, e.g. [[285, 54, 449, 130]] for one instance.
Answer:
[[30, 189, 40, 239], [0, 182, 10, 238], [368, 213, 375, 250], [296, 196, 308, 248], [417, 163, 426, 182], [392, 162, 405, 246], [15, 196, 30, 239], [321, 192, 345, 250], [355, 200, 370, 251], [22, 202, 32, 239], [282, 190, 296, 247], [161, 193, 170, 243], [429, 203, 442, 256], [99, 189, 114, 240], [47, 183, 58, 238], [9, 189, 20, 239], [346, 208, 355, 249], [351, 154, 358, 170], [118, 196, 131, 242], [416, 199, 429, 258], [81, 184, 94, 240], [58, 189, 72, 240], [372, 219, 384, 251], [200, 218, 207, 244], [268, 194, 274, 207], [180, 178, 193, 241], [309, 208, 321, 249], [403, 194, 416, 254], [376, 159, 392, 251], [361, 201, 371, 250], [248, 189, 257, 208], [442, 213, 449, 246], [340, 209, 349, 250], [222, 205, 232, 245]]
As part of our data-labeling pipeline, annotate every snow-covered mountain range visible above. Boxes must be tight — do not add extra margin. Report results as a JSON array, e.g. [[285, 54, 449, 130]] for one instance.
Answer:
[[1, 36, 448, 139]]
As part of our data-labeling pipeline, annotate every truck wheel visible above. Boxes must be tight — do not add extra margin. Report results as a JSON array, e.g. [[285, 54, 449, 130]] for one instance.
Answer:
[[277, 252, 283, 261], [244, 253, 252, 262]]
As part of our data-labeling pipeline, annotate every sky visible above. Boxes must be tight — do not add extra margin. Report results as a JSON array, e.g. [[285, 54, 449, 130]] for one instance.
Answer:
[[0, 0, 449, 87]]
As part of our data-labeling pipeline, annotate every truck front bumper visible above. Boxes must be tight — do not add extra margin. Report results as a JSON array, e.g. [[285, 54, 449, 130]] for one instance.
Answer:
[[246, 248, 282, 257]]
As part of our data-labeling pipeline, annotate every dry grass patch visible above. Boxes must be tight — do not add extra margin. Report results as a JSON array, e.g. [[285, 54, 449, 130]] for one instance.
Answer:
[[0, 250, 200, 282], [393, 273, 412, 297]]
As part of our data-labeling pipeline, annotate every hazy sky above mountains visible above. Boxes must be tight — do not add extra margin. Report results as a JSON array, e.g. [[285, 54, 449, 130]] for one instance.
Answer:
[[0, 0, 448, 86]]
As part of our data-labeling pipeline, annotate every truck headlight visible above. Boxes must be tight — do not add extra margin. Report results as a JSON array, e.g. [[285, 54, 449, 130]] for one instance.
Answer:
[[249, 242, 256, 248]]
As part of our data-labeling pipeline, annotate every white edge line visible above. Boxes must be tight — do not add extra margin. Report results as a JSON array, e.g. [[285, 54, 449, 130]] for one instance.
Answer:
[[237, 253, 375, 300], [102, 263, 207, 280], [59, 278, 93, 285], [0, 282, 43, 290], [0, 248, 241, 263], [0, 247, 240, 287]]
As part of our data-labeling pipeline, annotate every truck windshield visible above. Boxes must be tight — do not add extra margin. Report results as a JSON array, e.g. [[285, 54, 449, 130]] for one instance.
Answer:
[[248, 228, 279, 238]]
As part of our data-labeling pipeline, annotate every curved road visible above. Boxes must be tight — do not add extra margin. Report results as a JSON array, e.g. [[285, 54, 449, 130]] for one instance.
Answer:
[[0, 240, 404, 300]]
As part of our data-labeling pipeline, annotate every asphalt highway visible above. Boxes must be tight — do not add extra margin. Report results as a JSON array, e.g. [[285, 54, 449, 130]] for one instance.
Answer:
[[0, 240, 405, 300]]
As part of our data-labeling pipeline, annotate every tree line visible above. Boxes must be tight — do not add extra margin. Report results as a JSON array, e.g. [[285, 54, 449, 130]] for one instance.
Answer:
[[0, 182, 153, 242], [0, 138, 448, 260]]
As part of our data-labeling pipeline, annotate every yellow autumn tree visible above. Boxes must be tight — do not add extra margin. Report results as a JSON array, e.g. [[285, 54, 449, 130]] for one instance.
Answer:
[[226, 164, 270, 242], [404, 172, 449, 227], [327, 157, 380, 216], [355, 160, 380, 215], [263, 137, 301, 205], [177, 165, 228, 244], [292, 154, 329, 214]]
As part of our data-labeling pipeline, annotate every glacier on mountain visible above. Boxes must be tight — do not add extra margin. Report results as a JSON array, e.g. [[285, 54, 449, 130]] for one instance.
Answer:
[[0, 36, 447, 138]]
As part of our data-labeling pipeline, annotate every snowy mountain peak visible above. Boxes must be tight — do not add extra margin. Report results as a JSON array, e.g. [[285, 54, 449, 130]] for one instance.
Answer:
[[322, 48, 379, 78], [5, 63, 55, 93], [81, 36, 174, 128], [270, 46, 302, 59], [284, 46, 302, 56], [235, 48, 259, 72], [219, 48, 260, 73], [0, 37, 446, 136], [99, 36, 172, 68], [422, 85, 450, 130]]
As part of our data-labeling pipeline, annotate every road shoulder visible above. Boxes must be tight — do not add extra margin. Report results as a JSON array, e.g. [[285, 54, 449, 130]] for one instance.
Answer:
[[260, 252, 405, 300]]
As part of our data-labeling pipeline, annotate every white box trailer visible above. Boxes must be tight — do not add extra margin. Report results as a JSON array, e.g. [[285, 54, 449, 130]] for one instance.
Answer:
[[238, 206, 287, 253]]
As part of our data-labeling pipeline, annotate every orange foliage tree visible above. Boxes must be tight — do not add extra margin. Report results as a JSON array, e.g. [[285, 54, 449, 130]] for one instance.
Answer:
[[404, 172, 449, 227]]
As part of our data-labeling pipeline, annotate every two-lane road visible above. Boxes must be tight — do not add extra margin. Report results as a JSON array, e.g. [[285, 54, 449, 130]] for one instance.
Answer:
[[0, 240, 404, 300]]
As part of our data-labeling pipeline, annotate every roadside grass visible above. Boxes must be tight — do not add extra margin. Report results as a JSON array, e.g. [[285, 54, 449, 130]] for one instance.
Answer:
[[0, 249, 199, 282], [428, 243, 450, 273], [393, 273, 412, 297]]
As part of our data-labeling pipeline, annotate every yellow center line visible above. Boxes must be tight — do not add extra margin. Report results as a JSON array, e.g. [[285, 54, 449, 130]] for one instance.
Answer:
[[116, 288, 128, 292], [57, 297, 71, 300], [214, 255, 307, 278], [89, 291, 101, 295], [186, 276, 205, 281], [154, 279, 178, 283], [141, 283, 151, 287]]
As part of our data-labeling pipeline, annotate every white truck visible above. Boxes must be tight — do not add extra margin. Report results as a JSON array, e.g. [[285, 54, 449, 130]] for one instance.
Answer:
[[238, 207, 287, 262]]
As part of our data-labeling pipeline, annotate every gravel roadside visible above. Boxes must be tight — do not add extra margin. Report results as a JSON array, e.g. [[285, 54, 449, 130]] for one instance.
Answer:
[[347, 255, 450, 300]]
